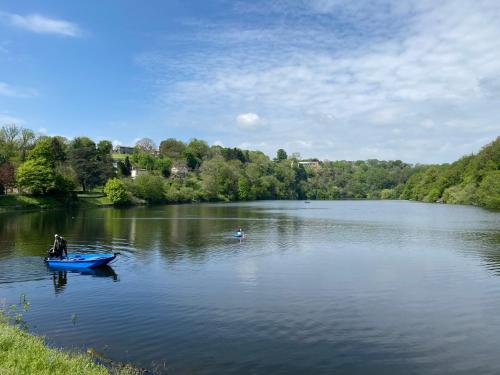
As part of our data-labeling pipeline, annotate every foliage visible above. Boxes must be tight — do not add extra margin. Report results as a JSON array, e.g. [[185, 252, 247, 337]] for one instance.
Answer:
[[276, 148, 288, 161], [159, 138, 186, 159], [0, 161, 15, 195], [117, 156, 132, 177], [1, 123, 499, 210], [127, 174, 165, 203], [51, 174, 76, 195], [104, 178, 131, 206], [68, 137, 113, 191], [16, 158, 55, 194], [401, 137, 499, 208], [0, 124, 36, 163], [155, 157, 172, 177], [477, 171, 500, 209], [28, 136, 67, 165], [184, 139, 209, 170]]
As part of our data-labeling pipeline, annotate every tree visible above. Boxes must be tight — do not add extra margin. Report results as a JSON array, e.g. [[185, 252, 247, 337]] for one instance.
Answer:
[[0, 160, 15, 195], [200, 157, 241, 200], [68, 137, 112, 191], [135, 138, 156, 153], [97, 140, 113, 155], [117, 156, 132, 177], [477, 171, 500, 209], [29, 136, 67, 165], [19, 128, 36, 161], [276, 149, 287, 161], [16, 158, 55, 194], [184, 139, 209, 170], [0, 124, 36, 162], [104, 178, 131, 206], [155, 157, 172, 177], [131, 152, 156, 170], [159, 138, 186, 159]]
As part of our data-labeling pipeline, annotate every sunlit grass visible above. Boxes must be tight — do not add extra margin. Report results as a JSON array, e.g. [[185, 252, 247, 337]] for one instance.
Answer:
[[0, 194, 65, 209], [0, 318, 109, 375]]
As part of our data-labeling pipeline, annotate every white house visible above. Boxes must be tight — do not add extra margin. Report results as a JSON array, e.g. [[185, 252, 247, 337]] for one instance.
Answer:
[[131, 168, 148, 179]]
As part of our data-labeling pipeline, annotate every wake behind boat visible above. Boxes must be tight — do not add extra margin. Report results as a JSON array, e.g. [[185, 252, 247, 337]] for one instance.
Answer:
[[45, 253, 117, 269]]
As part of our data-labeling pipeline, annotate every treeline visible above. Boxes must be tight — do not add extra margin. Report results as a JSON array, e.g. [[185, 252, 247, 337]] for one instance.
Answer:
[[401, 137, 500, 209], [0, 124, 498, 209]]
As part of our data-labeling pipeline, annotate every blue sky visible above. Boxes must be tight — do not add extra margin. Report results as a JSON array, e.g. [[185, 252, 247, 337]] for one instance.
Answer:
[[0, 0, 499, 163]]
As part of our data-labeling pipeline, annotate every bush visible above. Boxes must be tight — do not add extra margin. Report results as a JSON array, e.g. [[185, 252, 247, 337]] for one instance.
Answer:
[[50, 174, 76, 195], [104, 178, 131, 206], [133, 174, 165, 203], [380, 189, 394, 200]]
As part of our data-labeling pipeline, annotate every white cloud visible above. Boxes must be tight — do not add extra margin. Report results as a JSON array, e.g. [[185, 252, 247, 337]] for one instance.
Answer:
[[38, 127, 47, 134], [0, 82, 37, 98], [236, 112, 262, 128], [137, 0, 500, 163], [3, 13, 81, 37], [112, 140, 122, 147], [0, 113, 25, 125], [213, 139, 224, 147]]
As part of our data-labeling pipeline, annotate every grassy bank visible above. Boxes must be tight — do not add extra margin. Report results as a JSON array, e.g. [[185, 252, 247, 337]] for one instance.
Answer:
[[0, 319, 109, 375], [76, 192, 114, 207], [0, 192, 114, 211], [0, 194, 69, 210]]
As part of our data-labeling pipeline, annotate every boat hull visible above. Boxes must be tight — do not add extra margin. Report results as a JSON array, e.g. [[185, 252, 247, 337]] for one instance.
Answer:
[[46, 253, 116, 269]]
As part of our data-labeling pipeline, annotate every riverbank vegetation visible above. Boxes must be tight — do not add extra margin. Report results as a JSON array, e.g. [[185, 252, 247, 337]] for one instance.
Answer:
[[0, 300, 141, 375], [0, 319, 108, 375], [0, 124, 498, 209]]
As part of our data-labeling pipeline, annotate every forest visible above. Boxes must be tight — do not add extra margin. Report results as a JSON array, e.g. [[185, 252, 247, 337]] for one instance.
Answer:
[[0, 124, 498, 209]]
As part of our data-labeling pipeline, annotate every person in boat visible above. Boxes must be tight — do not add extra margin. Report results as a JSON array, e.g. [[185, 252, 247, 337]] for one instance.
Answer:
[[48, 234, 68, 259], [236, 227, 243, 237]]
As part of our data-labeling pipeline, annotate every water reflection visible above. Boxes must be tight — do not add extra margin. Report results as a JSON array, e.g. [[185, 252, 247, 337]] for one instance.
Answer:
[[52, 269, 67, 294], [1, 202, 500, 375], [49, 266, 118, 295]]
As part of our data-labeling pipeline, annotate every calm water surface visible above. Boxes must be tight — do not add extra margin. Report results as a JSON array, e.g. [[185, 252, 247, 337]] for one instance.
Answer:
[[1, 201, 500, 374]]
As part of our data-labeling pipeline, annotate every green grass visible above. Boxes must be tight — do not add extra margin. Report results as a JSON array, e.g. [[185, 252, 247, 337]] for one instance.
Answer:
[[77, 195, 113, 207], [0, 195, 66, 209], [0, 319, 109, 375]]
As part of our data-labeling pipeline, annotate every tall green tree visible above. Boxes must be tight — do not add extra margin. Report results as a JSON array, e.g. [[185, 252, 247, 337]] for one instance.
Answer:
[[185, 139, 209, 170], [68, 137, 113, 191], [276, 149, 288, 161], [16, 158, 55, 194]]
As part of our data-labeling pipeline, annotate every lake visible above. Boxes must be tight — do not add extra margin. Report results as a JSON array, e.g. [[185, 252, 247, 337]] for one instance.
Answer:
[[1, 200, 500, 374]]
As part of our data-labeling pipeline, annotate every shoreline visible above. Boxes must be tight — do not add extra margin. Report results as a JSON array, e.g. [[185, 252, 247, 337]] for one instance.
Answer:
[[1, 194, 496, 214]]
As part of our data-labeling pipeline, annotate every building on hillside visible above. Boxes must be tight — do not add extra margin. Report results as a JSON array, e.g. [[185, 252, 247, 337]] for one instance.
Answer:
[[131, 168, 148, 179], [114, 146, 135, 154], [298, 160, 321, 169]]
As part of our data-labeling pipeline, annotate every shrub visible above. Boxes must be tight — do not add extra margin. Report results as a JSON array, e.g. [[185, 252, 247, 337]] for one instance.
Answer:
[[50, 174, 76, 195], [104, 178, 131, 206], [133, 174, 165, 203]]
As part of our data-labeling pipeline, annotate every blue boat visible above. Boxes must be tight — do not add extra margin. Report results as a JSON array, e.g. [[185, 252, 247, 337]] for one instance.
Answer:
[[45, 253, 117, 269]]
